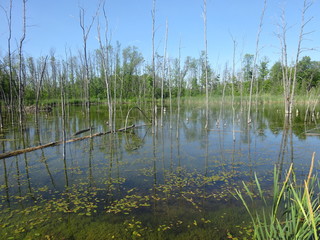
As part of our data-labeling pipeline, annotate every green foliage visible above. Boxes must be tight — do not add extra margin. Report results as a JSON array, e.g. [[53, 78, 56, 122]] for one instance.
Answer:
[[234, 154, 320, 240], [0, 68, 10, 97], [2, 41, 320, 117], [24, 85, 36, 105], [296, 56, 320, 94], [242, 54, 254, 82]]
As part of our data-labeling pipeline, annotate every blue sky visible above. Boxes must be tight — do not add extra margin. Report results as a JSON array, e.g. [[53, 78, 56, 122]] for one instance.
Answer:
[[1, 0, 320, 71]]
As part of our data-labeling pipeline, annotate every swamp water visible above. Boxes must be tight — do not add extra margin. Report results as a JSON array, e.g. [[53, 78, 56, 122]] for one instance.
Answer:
[[0, 103, 319, 239]]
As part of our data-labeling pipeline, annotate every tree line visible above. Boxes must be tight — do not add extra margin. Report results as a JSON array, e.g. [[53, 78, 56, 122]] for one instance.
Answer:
[[0, 0, 318, 129], [1, 47, 319, 104]]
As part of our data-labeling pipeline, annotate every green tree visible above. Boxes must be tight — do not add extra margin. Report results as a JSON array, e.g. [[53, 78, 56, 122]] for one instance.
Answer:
[[258, 57, 269, 81], [242, 53, 254, 82], [187, 57, 199, 96], [267, 61, 282, 94], [296, 56, 320, 93], [257, 57, 269, 94], [122, 46, 144, 98], [199, 51, 213, 94]]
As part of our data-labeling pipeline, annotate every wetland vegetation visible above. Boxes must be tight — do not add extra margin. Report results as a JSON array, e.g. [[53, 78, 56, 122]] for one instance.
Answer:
[[0, 103, 319, 239], [1, 0, 320, 238]]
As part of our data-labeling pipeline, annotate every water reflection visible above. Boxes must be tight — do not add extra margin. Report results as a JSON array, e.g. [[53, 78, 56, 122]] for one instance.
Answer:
[[0, 104, 319, 238]]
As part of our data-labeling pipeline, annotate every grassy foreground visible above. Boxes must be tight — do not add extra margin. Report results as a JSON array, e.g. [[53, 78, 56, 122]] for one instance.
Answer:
[[234, 152, 320, 240]]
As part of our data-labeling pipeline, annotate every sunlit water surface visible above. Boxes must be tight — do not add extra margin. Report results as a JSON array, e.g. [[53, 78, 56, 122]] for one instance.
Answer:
[[0, 103, 319, 239]]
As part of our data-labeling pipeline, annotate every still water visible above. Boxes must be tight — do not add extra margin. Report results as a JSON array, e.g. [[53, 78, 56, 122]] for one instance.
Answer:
[[0, 102, 319, 239]]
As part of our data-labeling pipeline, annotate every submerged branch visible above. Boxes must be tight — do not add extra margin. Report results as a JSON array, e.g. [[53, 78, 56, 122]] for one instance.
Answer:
[[0, 124, 139, 160], [73, 127, 95, 136]]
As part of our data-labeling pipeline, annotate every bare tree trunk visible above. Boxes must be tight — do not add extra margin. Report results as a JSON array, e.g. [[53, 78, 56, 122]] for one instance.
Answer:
[[247, 0, 266, 124], [97, 4, 113, 132], [279, 10, 290, 115], [18, 0, 27, 126], [176, 41, 182, 139], [79, 4, 100, 135], [289, 0, 312, 115], [279, 0, 312, 115], [161, 20, 168, 127], [218, 63, 228, 128], [50, 50, 58, 99], [60, 64, 67, 167], [120, 74, 124, 104], [2, 0, 14, 126], [240, 72, 244, 112], [0, 101, 3, 129], [304, 90, 313, 122], [169, 62, 173, 129], [203, 0, 209, 129], [35, 56, 48, 123], [114, 44, 120, 131], [231, 38, 236, 141], [238, 52, 244, 113], [151, 0, 156, 133]]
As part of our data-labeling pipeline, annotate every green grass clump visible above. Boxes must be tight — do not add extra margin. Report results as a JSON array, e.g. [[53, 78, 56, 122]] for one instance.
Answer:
[[235, 152, 320, 240]]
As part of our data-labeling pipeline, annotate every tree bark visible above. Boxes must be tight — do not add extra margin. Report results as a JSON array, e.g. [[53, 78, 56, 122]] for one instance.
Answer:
[[247, 0, 266, 124], [97, 3, 113, 132], [2, 0, 14, 126], [151, 0, 156, 133], [18, 0, 27, 126], [279, 0, 312, 115], [79, 4, 100, 135], [203, 0, 209, 129], [161, 20, 168, 127], [231, 38, 236, 141], [0, 101, 3, 129], [35, 56, 48, 122]]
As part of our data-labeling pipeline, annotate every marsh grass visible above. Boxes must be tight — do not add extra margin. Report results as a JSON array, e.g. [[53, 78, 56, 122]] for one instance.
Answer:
[[179, 94, 319, 106], [235, 152, 320, 239]]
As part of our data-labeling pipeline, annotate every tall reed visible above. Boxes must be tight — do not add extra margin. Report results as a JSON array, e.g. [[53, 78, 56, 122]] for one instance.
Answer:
[[234, 152, 319, 239]]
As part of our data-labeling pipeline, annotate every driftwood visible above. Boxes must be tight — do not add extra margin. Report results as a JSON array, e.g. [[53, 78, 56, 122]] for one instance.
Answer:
[[117, 124, 137, 132], [208, 129, 243, 133], [73, 127, 95, 136], [304, 127, 320, 136], [0, 124, 137, 160], [124, 106, 152, 132], [305, 133, 320, 136], [304, 127, 320, 134], [25, 105, 53, 113]]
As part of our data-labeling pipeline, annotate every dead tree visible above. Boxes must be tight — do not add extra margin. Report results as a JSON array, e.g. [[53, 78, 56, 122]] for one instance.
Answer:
[[218, 63, 228, 128], [151, 0, 156, 133], [176, 42, 182, 139], [231, 38, 237, 141], [113, 42, 121, 129], [97, 2, 113, 132], [35, 56, 48, 122], [18, 0, 27, 126], [0, 100, 2, 129], [60, 62, 67, 166], [203, 0, 209, 129], [168, 60, 173, 129], [247, 0, 267, 124], [1, 0, 14, 125], [79, 4, 100, 135], [161, 20, 168, 127], [278, 0, 313, 115]]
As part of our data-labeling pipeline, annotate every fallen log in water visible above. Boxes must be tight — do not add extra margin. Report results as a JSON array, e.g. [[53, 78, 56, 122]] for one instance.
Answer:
[[73, 127, 94, 136], [305, 132, 320, 136], [208, 129, 243, 133], [0, 124, 137, 160]]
